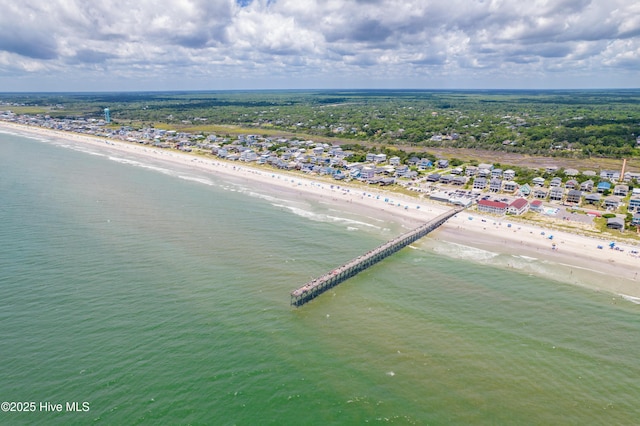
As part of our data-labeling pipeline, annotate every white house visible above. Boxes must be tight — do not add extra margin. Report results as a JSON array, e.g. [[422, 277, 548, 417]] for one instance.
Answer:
[[360, 167, 375, 179], [628, 196, 640, 212], [503, 169, 516, 180], [374, 153, 387, 163], [473, 177, 488, 190], [240, 149, 257, 162], [532, 177, 546, 186], [508, 198, 529, 215], [477, 199, 508, 215]]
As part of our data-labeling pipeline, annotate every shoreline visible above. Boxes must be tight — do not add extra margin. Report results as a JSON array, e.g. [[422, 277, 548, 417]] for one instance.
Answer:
[[1, 120, 639, 299]]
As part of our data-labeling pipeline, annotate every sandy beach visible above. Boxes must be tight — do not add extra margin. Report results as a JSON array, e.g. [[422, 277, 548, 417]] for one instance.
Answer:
[[2, 120, 639, 299]]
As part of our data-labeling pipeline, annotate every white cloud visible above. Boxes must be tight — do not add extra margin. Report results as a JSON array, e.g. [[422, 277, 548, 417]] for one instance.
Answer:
[[0, 0, 638, 90]]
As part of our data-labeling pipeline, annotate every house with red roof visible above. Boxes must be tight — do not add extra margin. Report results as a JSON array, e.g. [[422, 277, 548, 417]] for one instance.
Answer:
[[530, 199, 544, 212], [477, 199, 508, 215], [507, 198, 529, 215]]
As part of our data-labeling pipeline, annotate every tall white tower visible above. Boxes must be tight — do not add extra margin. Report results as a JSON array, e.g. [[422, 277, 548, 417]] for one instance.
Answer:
[[104, 108, 111, 123]]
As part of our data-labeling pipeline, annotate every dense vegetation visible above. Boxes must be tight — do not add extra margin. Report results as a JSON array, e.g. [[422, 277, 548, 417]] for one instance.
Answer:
[[2, 89, 639, 159]]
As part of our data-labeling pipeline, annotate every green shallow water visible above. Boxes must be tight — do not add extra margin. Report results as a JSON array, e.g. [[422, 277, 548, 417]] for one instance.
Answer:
[[1, 131, 639, 425]]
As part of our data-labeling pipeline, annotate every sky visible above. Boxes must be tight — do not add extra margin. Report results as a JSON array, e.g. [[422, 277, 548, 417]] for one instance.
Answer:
[[0, 0, 639, 92]]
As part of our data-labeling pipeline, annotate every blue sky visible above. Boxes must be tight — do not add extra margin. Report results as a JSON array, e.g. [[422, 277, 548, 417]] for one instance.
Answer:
[[0, 0, 638, 91]]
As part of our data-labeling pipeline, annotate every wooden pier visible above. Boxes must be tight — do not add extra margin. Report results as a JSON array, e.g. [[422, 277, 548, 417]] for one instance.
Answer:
[[290, 207, 463, 306]]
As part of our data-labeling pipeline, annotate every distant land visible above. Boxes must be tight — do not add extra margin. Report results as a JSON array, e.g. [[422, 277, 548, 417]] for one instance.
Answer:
[[1, 89, 639, 163]]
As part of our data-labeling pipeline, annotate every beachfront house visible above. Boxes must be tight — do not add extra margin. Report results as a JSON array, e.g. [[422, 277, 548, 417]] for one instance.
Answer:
[[477, 199, 508, 215], [632, 213, 640, 226], [377, 177, 395, 186], [565, 168, 580, 177], [430, 191, 450, 203], [360, 167, 375, 180], [437, 159, 449, 168], [606, 217, 625, 230], [491, 168, 503, 178], [427, 173, 441, 182], [389, 156, 401, 166], [465, 166, 478, 177], [507, 198, 529, 215], [566, 189, 582, 204], [530, 200, 543, 212], [240, 149, 258, 162], [628, 196, 640, 212]]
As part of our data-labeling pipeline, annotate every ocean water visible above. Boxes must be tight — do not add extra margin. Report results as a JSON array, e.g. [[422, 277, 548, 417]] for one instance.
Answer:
[[1, 131, 639, 425]]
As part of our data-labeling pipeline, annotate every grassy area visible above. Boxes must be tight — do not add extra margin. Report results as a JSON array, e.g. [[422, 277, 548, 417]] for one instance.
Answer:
[[3, 106, 49, 114], [177, 124, 287, 136]]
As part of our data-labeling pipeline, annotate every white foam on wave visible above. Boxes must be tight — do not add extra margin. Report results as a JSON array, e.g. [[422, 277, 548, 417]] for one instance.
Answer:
[[241, 190, 281, 204], [431, 240, 624, 290], [514, 255, 538, 261], [554, 262, 605, 274], [272, 203, 382, 229], [177, 175, 214, 186], [432, 241, 500, 262], [67, 146, 106, 157], [619, 294, 640, 304], [0, 129, 25, 137], [430, 241, 565, 277], [107, 156, 175, 176], [327, 208, 386, 224]]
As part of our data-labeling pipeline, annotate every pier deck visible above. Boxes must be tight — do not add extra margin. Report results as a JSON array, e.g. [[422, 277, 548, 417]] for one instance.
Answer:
[[291, 207, 462, 306]]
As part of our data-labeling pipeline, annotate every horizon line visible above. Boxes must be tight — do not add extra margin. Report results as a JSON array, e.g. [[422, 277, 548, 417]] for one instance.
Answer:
[[1, 87, 640, 95]]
